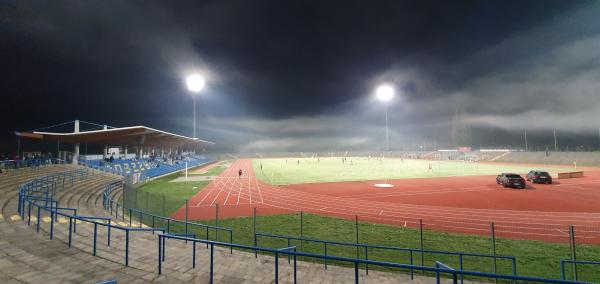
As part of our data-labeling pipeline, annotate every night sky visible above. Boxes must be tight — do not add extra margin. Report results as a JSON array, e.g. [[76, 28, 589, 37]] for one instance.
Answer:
[[2, 1, 600, 153]]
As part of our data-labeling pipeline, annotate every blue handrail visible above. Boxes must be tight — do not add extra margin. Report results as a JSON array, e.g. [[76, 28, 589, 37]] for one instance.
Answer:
[[561, 259, 600, 281], [158, 234, 587, 284], [101, 181, 234, 252], [18, 169, 167, 266], [255, 231, 517, 278]]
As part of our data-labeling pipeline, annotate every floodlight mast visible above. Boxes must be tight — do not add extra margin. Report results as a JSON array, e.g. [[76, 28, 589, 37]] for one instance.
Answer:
[[186, 74, 205, 138], [374, 85, 395, 189], [376, 85, 394, 151]]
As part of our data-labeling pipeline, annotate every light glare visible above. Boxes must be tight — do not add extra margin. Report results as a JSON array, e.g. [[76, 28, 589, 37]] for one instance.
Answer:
[[186, 74, 205, 93], [376, 85, 394, 102]]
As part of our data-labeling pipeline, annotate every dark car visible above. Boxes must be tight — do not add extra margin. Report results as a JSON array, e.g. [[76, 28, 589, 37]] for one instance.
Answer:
[[527, 170, 553, 184], [496, 173, 526, 189]]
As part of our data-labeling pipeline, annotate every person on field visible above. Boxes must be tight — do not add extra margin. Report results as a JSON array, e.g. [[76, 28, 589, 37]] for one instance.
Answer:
[[238, 169, 243, 178]]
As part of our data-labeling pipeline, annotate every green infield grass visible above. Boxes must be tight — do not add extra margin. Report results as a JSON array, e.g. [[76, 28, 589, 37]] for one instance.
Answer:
[[252, 157, 573, 185]]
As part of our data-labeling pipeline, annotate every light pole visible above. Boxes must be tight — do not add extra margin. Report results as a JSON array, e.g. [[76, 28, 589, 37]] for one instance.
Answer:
[[374, 84, 394, 188], [186, 74, 205, 138], [376, 85, 394, 151]]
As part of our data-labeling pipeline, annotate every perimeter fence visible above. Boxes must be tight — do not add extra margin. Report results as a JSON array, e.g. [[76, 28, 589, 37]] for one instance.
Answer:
[[112, 184, 600, 282]]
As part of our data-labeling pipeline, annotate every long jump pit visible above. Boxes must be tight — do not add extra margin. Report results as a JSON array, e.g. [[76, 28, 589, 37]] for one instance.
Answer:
[[173, 159, 600, 244]]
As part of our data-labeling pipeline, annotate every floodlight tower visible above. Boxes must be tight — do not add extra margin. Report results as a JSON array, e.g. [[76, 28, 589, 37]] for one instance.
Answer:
[[376, 85, 394, 151], [374, 84, 395, 188], [186, 74, 205, 138]]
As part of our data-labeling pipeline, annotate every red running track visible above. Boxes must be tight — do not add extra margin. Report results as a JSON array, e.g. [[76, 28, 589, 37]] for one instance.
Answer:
[[172, 159, 600, 244]]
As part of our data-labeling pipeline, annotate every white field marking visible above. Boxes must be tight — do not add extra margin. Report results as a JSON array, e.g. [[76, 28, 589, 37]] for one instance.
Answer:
[[342, 187, 493, 199], [555, 228, 570, 237], [223, 186, 232, 206], [379, 210, 383, 216], [319, 207, 328, 211], [236, 181, 242, 205], [404, 221, 407, 227]]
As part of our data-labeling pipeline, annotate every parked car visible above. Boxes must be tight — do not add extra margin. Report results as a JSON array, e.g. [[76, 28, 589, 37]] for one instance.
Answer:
[[496, 173, 526, 189], [527, 170, 553, 184]]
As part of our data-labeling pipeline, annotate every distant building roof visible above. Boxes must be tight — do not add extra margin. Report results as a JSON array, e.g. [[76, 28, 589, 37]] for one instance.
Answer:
[[16, 125, 214, 147]]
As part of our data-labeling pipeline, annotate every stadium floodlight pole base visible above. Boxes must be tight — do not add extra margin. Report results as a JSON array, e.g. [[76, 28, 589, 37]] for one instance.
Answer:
[[374, 183, 394, 188]]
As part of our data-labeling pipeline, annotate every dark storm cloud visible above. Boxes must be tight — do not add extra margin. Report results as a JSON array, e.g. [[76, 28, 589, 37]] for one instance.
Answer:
[[1, 0, 597, 152]]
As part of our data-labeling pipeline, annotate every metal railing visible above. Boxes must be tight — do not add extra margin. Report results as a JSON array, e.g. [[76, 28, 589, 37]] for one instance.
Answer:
[[101, 181, 234, 252], [158, 234, 586, 284], [561, 259, 600, 281], [255, 232, 517, 282], [18, 169, 166, 266]]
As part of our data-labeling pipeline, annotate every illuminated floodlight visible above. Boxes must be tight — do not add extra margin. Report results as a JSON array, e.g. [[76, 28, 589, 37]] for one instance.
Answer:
[[186, 74, 205, 93], [374, 83, 394, 188], [376, 85, 394, 102]]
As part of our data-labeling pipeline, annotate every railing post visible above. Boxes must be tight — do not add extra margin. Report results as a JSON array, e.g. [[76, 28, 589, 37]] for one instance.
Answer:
[[192, 241, 196, 269], [293, 248, 297, 284], [108, 219, 111, 246], [210, 243, 214, 284], [125, 230, 129, 266], [275, 251, 279, 284], [354, 261, 359, 284], [36, 206, 41, 233], [28, 201, 31, 226], [569, 225, 577, 281], [93, 223, 97, 256], [49, 211, 54, 239], [68, 217, 73, 247], [158, 236, 162, 275]]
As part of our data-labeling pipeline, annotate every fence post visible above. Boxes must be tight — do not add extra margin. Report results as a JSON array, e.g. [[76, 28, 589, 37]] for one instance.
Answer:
[[355, 215, 359, 258], [253, 207, 257, 258], [215, 203, 219, 242], [300, 211, 303, 253], [569, 225, 577, 281], [491, 222, 497, 275], [420, 219, 424, 271], [185, 199, 189, 236], [162, 195, 166, 217]]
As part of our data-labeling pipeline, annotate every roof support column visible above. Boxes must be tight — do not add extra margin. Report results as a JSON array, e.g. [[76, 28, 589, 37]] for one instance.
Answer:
[[73, 120, 80, 165]]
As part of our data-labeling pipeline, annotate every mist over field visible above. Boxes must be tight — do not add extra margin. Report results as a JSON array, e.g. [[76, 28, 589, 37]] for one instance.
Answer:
[[2, 1, 600, 152]]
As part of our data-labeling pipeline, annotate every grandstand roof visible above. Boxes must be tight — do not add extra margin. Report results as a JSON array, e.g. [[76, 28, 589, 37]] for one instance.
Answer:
[[16, 126, 214, 147]]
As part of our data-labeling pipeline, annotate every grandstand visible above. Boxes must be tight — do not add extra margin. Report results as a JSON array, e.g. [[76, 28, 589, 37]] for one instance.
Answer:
[[14, 120, 214, 183]]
